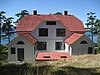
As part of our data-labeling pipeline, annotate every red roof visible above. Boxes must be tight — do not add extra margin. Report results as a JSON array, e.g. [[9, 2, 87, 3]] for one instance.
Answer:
[[18, 32, 37, 45], [16, 14, 86, 33], [64, 33, 83, 45], [36, 52, 72, 61]]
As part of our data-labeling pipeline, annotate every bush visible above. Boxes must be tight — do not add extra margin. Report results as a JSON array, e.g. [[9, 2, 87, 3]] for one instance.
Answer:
[[0, 44, 8, 61]]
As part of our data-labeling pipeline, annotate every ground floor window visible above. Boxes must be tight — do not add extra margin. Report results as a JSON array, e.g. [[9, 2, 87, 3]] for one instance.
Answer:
[[88, 47, 93, 54], [11, 47, 16, 54], [37, 42, 46, 50], [55, 42, 65, 50]]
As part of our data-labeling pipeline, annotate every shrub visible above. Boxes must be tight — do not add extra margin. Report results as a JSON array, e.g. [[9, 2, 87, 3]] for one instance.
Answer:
[[0, 44, 8, 61]]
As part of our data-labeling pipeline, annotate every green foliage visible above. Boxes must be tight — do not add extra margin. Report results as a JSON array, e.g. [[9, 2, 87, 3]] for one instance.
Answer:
[[0, 11, 6, 44], [85, 12, 97, 41], [0, 44, 8, 61], [15, 10, 29, 23], [2, 17, 15, 43], [53, 12, 62, 15]]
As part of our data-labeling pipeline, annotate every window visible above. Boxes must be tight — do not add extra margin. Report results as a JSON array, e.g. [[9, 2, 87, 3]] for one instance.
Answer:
[[88, 47, 93, 54], [80, 40, 87, 44], [46, 21, 56, 25], [17, 41, 25, 45], [55, 42, 65, 50], [11, 47, 15, 54], [56, 28, 66, 37], [37, 42, 46, 50], [39, 28, 48, 37]]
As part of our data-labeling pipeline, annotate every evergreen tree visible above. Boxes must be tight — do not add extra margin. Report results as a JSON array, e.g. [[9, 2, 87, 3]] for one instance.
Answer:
[[95, 19, 100, 53], [15, 10, 29, 23], [0, 11, 6, 44], [2, 17, 15, 43], [85, 12, 96, 41]]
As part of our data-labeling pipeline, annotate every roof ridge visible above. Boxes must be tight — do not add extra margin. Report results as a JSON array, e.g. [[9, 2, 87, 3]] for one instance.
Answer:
[[51, 14, 59, 21]]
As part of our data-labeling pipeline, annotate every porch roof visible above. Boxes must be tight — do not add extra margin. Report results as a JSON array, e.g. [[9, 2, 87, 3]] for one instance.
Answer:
[[36, 52, 72, 61]]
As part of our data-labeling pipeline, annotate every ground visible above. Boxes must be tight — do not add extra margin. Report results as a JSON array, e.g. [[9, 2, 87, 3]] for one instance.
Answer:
[[0, 54, 100, 75]]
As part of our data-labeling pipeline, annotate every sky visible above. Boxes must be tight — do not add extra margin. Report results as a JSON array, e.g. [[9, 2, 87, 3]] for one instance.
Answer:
[[0, 0, 100, 26], [0, 0, 99, 44]]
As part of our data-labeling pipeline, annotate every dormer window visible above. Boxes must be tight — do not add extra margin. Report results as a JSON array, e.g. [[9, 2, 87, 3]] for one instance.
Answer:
[[46, 21, 56, 25]]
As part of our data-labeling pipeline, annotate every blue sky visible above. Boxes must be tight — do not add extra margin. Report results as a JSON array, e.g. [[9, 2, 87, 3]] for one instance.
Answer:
[[0, 0, 100, 25]]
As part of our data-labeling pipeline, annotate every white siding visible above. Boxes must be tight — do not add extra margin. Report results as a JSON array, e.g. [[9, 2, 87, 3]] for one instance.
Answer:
[[71, 36, 95, 55], [8, 36, 35, 63], [31, 21, 72, 52]]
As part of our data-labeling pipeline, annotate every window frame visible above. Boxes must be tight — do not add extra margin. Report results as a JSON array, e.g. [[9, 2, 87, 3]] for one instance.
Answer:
[[55, 42, 65, 50], [56, 28, 66, 37], [39, 28, 48, 37], [37, 42, 47, 50], [11, 47, 16, 54], [46, 21, 56, 25]]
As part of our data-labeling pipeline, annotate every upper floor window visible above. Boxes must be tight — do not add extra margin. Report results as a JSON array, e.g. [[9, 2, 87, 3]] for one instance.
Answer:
[[37, 42, 47, 50], [55, 42, 65, 50], [11, 47, 16, 54], [46, 21, 56, 25], [56, 28, 66, 37], [39, 28, 48, 37], [80, 40, 87, 44], [17, 41, 25, 45]]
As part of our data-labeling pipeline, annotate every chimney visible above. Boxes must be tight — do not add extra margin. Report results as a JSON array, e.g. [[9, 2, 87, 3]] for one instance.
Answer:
[[64, 11, 68, 15], [33, 10, 37, 15]]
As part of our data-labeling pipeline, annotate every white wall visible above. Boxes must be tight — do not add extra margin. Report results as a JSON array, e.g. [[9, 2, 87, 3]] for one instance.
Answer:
[[31, 21, 72, 52], [71, 36, 95, 55], [8, 36, 35, 63]]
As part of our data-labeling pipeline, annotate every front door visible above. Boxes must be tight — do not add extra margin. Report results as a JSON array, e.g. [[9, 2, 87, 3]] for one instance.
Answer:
[[17, 48, 24, 61]]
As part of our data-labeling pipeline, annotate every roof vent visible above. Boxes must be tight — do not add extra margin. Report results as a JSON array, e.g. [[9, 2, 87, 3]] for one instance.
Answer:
[[64, 11, 68, 15], [33, 10, 37, 15], [60, 56, 67, 58], [43, 56, 50, 58]]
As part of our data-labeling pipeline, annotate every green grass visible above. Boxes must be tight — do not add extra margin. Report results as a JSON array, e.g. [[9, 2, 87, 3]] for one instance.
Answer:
[[0, 54, 100, 75]]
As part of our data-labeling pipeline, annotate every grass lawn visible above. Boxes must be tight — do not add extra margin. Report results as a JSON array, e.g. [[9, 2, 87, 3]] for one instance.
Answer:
[[0, 54, 100, 75]]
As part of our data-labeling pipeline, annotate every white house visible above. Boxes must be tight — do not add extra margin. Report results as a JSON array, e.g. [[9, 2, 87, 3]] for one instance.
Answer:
[[8, 11, 95, 63]]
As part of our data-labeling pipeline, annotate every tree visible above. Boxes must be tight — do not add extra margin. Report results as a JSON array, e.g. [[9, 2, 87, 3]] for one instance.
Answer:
[[2, 17, 15, 43], [53, 12, 62, 15], [0, 11, 6, 44], [15, 10, 29, 23], [0, 44, 8, 61], [85, 12, 96, 41], [95, 19, 100, 53]]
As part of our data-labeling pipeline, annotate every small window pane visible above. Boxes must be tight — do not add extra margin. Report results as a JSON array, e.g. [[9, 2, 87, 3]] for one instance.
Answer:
[[46, 21, 56, 25], [17, 41, 25, 44], [11, 47, 15, 54], [37, 42, 46, 50], [56, 29, 66, 37], [55, 42, 65, 50], [39, 28, 48, 37]]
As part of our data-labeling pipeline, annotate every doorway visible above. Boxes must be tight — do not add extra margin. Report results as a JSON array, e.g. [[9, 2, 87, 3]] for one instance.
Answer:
[[17, 48, 24, 61]]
